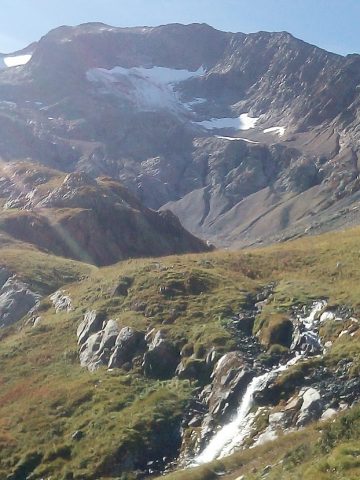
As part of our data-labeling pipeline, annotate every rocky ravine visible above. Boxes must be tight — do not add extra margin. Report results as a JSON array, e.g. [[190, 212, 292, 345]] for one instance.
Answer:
[[0, 23, 359, 247], [67, 286, 360, 477]]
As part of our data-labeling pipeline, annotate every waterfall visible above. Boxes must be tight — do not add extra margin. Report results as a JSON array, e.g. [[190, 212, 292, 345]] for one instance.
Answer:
[[192, 301, 327, 465]]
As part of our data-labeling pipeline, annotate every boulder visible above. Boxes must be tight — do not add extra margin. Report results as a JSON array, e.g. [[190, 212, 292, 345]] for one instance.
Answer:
[[0, 277, 40, 328], [77, 310, 106, 345], [111, 276, 133, 297], [143, 330, 180, 379], [296, 387, 323, 426], [321, 408, 337, 421], [79, 320, 119, 371], [320, 311, 336, 323], [108, 327, 146, 369]]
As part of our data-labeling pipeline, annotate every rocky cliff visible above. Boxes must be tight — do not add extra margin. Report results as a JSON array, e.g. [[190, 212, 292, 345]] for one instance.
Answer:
[[0, 23, 359, 246]]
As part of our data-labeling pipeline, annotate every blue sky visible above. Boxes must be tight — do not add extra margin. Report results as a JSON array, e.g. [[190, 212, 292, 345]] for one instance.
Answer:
[[1, 0, 359, 55]]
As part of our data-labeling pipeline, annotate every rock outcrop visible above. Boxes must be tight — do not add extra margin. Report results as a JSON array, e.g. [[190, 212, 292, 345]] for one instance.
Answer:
[[77, 313, 180, 377], [0, 273, 40, 328]]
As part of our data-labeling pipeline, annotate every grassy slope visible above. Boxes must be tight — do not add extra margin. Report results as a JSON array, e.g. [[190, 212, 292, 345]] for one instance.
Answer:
[[1, 228, 360, 478]]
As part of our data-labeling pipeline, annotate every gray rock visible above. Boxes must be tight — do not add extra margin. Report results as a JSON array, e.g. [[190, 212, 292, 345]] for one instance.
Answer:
[[98, 320, 120, 352], [205, 348, 218, 365], [143, 330, 180, 379], [79, 331, 103, 371], [0, 267, 11, 288], [77, 310, 106, 345], [321, 408, 337, 421], [297, 388, 323, 426], [290, 326, 322, 354], [0, 277, 40, 328], [108, 327, 145, 369], [32, 316, 42, 328], [207, 352, 254, 419], [320, 311, 336, 323], [268, 410, 294, 429]]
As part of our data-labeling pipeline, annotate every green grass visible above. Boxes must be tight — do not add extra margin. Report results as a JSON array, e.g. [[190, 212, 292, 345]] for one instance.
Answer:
[[2, 227, 360, 477]]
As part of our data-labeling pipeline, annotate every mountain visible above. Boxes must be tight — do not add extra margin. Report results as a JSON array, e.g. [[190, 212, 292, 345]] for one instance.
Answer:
[[0, 161, 208, 266], [0, 22, 359, 246], [2, 22, 360, 480]]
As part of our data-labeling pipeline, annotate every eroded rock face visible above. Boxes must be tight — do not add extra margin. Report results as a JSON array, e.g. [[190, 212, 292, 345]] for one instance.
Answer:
[[77, 310, 106, 346], [79, 331, 103, 372], [77, 314, 121, 371], [0, 276, 40, 328], [0, 24, 359, 252], [207, 352, 254, 419]]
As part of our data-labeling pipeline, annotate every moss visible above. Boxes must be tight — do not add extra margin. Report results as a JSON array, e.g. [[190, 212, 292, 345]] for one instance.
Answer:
[[255, 311, 293, 348]]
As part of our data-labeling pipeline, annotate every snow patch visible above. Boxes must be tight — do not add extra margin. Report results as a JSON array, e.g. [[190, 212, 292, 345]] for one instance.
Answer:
[[86, 65, 205, 113], [196, 113, 259, 131], [2, 54, 32, 68], [215, 135, 259, 144], [264, 126, 286, 137]]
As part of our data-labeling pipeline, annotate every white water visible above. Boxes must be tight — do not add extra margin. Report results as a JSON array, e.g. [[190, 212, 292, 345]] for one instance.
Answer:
[[193, 302, 327, 465]]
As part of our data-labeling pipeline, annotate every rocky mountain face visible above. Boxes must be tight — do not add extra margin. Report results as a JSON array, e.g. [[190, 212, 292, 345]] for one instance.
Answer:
[[0, 162, 208, 266], [0, 22, 359, 246]]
